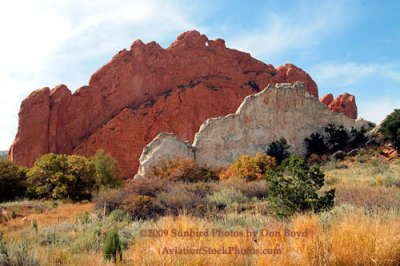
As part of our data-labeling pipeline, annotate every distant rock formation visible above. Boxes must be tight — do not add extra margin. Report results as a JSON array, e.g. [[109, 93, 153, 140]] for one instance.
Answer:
[[9, 30, 357, 178], [320, 93, 358, 119], [135, 82, 368, 178]]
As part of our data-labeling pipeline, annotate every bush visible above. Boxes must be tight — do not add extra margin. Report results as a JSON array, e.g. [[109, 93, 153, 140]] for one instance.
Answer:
[[156, 184, 206, 216], [121, 195, 163, 220], [350, 126, 369, 148], [215, 179, 267, 199], [94, 150, 121, 189], [149, 158, 218, 182], [305, 133, 328, 156], [103, 228, 122, 263], [266, 138, 291, 164], [0, 159, 26, 202], [266, 156, 335, 217], [27, 154, 97, 201], [380, 109, 400, 151], [220, 153, 277, 181], [0, 237, 39, 266], [93, 178, 168, 214], [325, 123, 350, 152], [207, 188, 248, 210]]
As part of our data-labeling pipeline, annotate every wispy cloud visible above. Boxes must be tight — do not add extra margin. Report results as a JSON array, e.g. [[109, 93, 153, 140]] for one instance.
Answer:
[[229, 1, 351, 62], [312, 62, 400, 86]]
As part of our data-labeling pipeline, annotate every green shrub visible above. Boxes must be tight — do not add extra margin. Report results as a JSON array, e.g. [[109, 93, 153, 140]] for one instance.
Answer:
[[103, 228, 122, 263], [207, 188, 248, 210], [350, 126, 369, 148], [220, 153, 277, 181], [0, 159, 26, 202], [149, 158, 219, 182], [325, 123, 350, 152], [305, 133, 328, 156], [380, 109, 400, 151], [266, 156, 335, 217], [107, 209, 132, 223], [0, 238, 39, 266], [266, 138, 291, 164], [94, 150, 121, 189], [27, 154, 97, 200]]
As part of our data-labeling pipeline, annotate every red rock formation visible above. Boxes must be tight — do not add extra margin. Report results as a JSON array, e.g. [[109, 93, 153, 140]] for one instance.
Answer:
[[9, 30, 324, 177], [328, 93, 358, 119], [320, 93, 334, 106]]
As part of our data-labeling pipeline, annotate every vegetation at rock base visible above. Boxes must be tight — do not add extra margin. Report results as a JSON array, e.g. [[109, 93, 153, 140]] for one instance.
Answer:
[[266, 137, 291, 164], [380, 109, 400, 151], [305, 132, 328, 156], [93, 150, 121, 189], [220, 153, 277, 181], [266, 156, 335, 217], [148, 158, 219, 182], [0, 159, 26, 202], [305, 123, 371, 158], [27, 154, 97, 201], [0, 147, 399, 265]]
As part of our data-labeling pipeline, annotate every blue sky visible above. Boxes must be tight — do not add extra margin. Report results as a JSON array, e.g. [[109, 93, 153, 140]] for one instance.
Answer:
[[0, 0, 399, 150]]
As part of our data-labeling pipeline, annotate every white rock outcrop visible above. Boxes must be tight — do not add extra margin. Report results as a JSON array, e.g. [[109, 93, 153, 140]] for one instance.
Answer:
[[135, 82, 369, 178]]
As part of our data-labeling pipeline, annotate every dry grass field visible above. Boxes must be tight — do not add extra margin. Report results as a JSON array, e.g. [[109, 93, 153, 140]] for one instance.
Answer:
[[1, 153, 399, 265]]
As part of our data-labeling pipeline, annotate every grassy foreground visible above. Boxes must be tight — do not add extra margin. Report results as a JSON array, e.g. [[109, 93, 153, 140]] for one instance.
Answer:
[[1, 155, 399, 265]]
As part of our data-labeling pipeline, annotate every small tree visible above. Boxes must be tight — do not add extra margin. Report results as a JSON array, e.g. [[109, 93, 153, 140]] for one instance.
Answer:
[[94, 150, 121, 189], [304, 133, 328, 156], [103, 227, 122, 263], [324, 123, 350, 152], [266, 156, 335, 217], [27, 154, 97, 200], [266, 138, 291, 164], [0, 159, 26, 202], [380, 109, 400, 151]]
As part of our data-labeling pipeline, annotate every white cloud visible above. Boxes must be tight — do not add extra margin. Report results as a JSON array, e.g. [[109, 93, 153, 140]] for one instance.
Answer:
[[0, 0, 205, 150], [229, 1, 350, 61], [312, 62, 400, 86]]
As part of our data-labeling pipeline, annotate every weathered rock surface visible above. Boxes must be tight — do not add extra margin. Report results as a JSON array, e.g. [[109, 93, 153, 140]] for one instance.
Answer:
[[136, 82, 368, 178], [320, 93, 334, 106], [320, 92, 357, 119], [328, 93, 358, 119], [9, 30, 324, 177]]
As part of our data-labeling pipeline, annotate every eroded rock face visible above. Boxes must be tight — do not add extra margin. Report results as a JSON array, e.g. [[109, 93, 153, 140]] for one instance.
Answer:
[[328, 93, 358, 119], [136, 82, 369, 178], [320, 93, 334, 106], [320, 92, 358, 119], [9, 30, 326, 177]]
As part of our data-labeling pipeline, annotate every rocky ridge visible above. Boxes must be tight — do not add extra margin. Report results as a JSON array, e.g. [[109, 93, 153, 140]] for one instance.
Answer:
[[9, 30, 358, 177], [136, 82, 368, 178]]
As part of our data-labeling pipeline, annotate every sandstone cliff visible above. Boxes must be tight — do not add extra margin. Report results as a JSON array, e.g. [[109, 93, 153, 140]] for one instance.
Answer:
[[9, 30, 355, 178], [136, 82, 368, 178]]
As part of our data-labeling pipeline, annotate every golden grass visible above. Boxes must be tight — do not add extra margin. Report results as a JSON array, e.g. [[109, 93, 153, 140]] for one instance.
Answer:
[[2, 202, 93, 240], [126, 212, 400, 266]]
